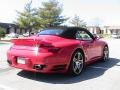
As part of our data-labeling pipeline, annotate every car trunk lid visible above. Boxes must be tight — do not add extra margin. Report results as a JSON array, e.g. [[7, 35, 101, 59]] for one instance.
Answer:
[[11, 35, 63, 52]]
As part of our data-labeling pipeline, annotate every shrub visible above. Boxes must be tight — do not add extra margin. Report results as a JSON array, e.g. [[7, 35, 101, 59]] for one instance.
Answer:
[[0, 27, 5, 39], [98, 34, 112, 38]]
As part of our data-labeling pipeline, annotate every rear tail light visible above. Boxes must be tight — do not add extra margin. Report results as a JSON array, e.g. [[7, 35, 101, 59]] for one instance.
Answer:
[[48, 47, 60, 53], [36, 44, 60, 53]]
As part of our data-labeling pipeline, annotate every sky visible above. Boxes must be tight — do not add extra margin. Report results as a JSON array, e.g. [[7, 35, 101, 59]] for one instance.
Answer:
[[0, 0, 120, 26]]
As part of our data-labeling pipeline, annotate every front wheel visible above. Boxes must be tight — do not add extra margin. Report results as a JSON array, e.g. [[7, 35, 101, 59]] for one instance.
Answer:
[[102, 46, 109, 62], [68, 50, 84, 75]]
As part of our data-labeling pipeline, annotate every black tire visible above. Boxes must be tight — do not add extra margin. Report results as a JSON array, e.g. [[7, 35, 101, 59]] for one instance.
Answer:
[[101, 46, 109, 62], [68, 50, 84, 76]]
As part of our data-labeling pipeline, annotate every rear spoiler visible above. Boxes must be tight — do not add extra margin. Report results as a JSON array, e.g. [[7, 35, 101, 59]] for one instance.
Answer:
[[11, 38, 52, 46], [11, 38, 38, 46]]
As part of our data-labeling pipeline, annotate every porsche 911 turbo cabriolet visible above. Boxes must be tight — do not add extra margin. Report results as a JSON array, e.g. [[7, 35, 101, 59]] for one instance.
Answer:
[[7, 27, 109, 75]]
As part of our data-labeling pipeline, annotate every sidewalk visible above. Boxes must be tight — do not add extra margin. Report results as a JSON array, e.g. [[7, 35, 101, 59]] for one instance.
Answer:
[[0, 43, 11, 70]]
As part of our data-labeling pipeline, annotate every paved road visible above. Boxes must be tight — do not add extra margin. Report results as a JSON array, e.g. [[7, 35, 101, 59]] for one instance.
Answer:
[[0, 39, 120, 90]]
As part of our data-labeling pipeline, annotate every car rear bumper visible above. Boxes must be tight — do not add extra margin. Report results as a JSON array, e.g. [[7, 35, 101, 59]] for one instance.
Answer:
[[7, 50, 68, 73]]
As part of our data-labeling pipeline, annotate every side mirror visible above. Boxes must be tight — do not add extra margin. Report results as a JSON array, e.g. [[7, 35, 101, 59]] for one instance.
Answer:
[[93, 34, 99, 40]]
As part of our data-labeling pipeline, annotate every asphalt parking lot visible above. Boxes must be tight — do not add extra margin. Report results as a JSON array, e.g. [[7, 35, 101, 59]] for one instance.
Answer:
[[0, 39, 120, 90]]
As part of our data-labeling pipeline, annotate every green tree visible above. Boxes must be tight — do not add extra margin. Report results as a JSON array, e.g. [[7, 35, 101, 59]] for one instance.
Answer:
[[15, 1, 40, 33], [0, 27, 5, 40], [70, 15, 86, 28], [37, 0, 67, 28]]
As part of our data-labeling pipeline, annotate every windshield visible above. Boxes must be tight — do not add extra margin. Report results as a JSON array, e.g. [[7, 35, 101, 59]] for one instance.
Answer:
[[38, 29, 64, 36]]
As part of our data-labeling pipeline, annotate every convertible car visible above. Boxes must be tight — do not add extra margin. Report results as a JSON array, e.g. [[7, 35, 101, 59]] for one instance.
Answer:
[[7, 27, 109, 75]]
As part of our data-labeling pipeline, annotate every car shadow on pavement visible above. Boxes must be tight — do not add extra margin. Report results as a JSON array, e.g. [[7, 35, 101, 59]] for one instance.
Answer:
[[17, 58, 120, 84]]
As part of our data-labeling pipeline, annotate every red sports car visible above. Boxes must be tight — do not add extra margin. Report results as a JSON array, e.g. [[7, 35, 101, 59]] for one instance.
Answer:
[[7, 27, 109, 75]]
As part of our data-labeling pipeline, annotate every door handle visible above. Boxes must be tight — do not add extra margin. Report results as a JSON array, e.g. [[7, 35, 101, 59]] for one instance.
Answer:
[[84, 44, 90, 47]]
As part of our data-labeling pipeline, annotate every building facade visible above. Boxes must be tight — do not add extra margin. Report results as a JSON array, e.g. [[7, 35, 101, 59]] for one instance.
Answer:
[[0, 23, 20, 34], [87, 26, 120, 35], [0, 22, 35, 34], [87, 26, 101, 34]]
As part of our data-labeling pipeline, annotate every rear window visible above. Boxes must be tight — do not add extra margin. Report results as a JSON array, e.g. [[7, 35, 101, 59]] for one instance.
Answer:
[[38, 29, 64, 36]]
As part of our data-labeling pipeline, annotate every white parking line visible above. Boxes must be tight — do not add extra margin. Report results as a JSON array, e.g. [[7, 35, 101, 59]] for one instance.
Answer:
[[0, 84, 15, 90]]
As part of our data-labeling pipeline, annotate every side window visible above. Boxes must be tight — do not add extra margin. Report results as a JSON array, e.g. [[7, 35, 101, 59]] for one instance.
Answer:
[[76, 31, 82, 39], [76, 30, 93, 40]]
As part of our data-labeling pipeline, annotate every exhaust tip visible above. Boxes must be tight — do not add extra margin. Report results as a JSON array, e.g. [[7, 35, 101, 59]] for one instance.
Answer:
[[33, 64, 45, 70]]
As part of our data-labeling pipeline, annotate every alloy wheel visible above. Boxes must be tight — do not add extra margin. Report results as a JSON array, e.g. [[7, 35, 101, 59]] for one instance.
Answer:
[[103, 46, 109, 61], [72, 51, 84, 75]]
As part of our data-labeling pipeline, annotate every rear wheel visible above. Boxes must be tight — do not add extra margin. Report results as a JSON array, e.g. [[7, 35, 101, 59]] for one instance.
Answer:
[[102, 46, 109, 62], [68, 50, 84, 75]]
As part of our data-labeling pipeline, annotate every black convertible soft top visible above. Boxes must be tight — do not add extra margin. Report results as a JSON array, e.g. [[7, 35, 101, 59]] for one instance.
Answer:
[[38, 26, 94, 39]]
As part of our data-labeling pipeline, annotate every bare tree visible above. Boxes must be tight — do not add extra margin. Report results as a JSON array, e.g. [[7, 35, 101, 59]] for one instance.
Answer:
[[70, 15, 86, 28]]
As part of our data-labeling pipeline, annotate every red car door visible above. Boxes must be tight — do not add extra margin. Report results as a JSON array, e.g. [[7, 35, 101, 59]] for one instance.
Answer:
[[76, 30, 101, 62], [82, 40, 101, 61]]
